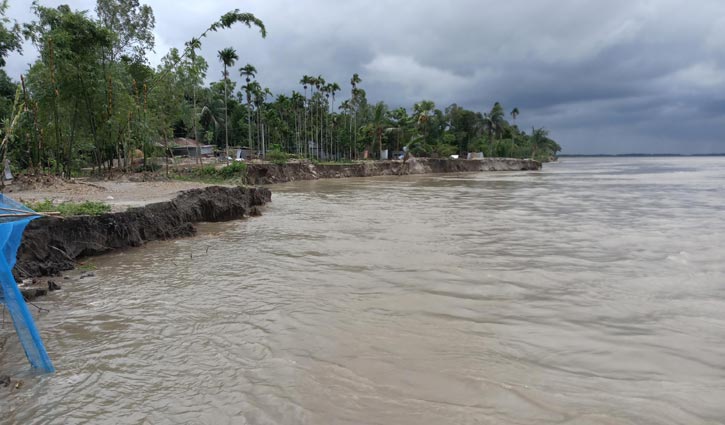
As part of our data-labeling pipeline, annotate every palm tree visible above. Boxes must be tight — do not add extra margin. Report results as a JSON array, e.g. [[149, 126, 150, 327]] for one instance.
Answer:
[[350, 73, 362, 159], [369, 102, 388, 159], [326, 82, 341, 160], [529, 127, 560, 160], [413, 100, 435, 143], [251, 84, 272, 157], [484, 102, 505, 158], [510, 107, 519, 157], [299, 75, 313, 158], [217, 47, 238, 163], [290, 91, 304, 155], [239, 64, 257, 152], [314, 75, 326, 158]]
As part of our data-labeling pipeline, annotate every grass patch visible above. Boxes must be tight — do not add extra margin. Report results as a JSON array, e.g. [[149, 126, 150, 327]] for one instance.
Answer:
[[26, 199, 111, 216]]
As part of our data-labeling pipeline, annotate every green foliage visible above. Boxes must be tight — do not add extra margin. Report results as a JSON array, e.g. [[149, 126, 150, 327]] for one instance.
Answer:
[[26, 199, 111, 216], [211, 10, 266, 37], [266, 149, 288, 165], [218, 161, 247, 179], [433, 142, 457, 158], [5, 2, 267, 179], [95, 0, 156, 61], [4, 0, 565, 180], [0, 0, 22, 67], [185, 161, 247, 182]]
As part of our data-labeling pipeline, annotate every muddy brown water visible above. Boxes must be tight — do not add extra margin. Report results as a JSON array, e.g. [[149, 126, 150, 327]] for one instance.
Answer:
[[2, 157, 725, 424]]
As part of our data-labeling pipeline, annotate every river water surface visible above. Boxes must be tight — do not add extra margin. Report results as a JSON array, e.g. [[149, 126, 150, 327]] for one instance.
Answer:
[[2, 157, 725, 424]]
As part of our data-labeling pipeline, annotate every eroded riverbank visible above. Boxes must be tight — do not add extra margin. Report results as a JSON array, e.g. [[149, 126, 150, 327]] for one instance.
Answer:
[[14, 186, 271, 280], [244, 157, 541, 184], [11, 158, 539, 283]]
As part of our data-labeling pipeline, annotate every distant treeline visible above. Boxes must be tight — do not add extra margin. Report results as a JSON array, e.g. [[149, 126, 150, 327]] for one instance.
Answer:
[[0, 0, 561, 177]]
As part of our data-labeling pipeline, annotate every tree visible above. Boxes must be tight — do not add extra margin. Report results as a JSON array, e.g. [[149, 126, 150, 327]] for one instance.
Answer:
[[239, 63, 257, 151], [325, 82, 340, 159], [23, 3, 115, 174], [365, 101, 388, 158], [218, 47, 237, 163], [184, 37, 205, 162], [95, 0, 155, 62], [0, 0, 21, 68], [350, 73, 361, 159], [299, 75, 313, 157], [529, 127, 560, 160], [483, 102, 505, 157]]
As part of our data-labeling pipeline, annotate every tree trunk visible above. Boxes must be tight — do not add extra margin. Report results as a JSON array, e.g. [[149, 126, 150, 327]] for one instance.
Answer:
[[223, 65, 229, 165]]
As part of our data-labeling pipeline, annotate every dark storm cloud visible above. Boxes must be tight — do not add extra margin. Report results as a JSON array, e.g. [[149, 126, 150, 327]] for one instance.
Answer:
[[5, 0, 725, 153]]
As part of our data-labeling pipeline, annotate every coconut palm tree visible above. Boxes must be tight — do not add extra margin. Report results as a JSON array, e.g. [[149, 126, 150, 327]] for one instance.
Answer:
[[368, 102, 388, 159], [217, 47, 238, 163], [510, 107, 520, 157], [413, 100, 435, 143], [484, 102, 505, 157]]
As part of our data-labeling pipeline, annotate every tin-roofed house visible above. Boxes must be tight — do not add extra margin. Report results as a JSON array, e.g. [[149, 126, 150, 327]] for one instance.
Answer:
[[168, 138, 214, 158]]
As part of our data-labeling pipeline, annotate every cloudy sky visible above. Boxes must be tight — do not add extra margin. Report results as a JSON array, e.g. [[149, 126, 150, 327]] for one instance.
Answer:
[[5, 0, 725, 154]]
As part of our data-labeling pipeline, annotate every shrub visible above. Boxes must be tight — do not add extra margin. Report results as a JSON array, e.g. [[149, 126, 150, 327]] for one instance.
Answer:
[[197, 165, 218, 177], [218, 161, 247, 179], [187, 162, 247, 181], [266, 150, 288, 165]]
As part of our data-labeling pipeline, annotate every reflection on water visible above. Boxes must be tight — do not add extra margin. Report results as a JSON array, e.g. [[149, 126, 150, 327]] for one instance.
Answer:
[[2, 157, 725, 424]]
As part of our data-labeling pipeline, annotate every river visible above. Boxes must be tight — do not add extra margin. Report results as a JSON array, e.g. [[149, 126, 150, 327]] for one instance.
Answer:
[[2, 157, 725, 424]]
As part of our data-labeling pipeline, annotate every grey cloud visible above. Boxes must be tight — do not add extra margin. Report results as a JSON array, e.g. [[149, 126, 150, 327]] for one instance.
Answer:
[[4, 0, 725, 154]]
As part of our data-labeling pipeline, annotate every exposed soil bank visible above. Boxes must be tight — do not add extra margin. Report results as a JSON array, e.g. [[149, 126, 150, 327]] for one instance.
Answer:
[[14, 186, 271, 279], [244, 158, 540, 184]]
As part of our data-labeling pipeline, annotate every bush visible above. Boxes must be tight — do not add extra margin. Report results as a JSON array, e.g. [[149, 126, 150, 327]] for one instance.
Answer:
[[266, 150, 288, 165], [196, 165, 219, 177], [26, 199, 111, 216], [433, 143, 458, 157], [218, 161, 247, 179], [187, 162, 247, 181]]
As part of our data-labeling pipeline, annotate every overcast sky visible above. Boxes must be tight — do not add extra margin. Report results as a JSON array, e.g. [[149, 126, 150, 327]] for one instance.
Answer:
[[5, 0, 725, 154]]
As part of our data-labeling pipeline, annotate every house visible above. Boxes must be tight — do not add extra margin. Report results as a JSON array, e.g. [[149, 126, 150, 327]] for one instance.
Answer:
[[164, 138, 214, 158]]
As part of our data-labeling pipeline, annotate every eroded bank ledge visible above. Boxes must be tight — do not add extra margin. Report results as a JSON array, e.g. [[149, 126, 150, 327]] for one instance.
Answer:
[[240, 158, 541, 184], [14, 186, 271, 279], [13, 158, 540, 281]]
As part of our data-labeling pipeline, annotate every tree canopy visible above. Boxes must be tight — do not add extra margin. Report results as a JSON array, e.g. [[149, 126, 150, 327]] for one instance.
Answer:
[[0, 0, 560, 178]]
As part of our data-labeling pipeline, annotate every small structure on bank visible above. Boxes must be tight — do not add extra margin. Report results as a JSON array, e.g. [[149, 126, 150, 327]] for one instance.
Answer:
[[0, 194, 54, 373], [167, 138, 214, 158]]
